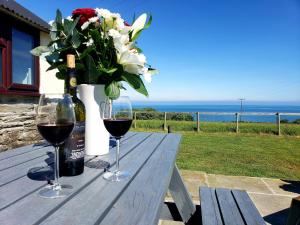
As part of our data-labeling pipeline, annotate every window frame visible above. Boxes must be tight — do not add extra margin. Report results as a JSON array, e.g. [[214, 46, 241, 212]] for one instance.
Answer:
[[0, 15, 40, 96]]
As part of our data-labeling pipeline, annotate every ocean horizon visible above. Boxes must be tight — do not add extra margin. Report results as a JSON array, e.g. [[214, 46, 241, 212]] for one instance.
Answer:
[[131, 101, 300, 123]]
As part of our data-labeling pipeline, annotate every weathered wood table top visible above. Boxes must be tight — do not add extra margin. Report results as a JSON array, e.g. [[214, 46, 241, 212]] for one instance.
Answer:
[[0, 132, 196, 225]]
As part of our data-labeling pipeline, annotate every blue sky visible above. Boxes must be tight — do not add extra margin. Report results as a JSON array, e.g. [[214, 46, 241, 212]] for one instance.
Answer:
[[17, 0, 300, 102]]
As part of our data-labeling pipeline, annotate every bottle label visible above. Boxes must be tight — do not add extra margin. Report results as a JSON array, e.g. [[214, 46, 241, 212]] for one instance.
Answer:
[[69, 77, 77, 88], [64, 121, 85, 162]]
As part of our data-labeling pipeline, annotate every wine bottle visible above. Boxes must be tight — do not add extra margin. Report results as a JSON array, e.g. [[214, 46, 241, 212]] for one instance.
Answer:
[[59, 54, 85, 176]]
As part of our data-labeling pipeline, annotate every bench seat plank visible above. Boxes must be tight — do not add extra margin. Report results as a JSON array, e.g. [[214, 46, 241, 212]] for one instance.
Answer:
[[200, 187, 222, 225], [200, 187, 266, 225], [216, 188, 244, 225], [232, 190, 266, 225]]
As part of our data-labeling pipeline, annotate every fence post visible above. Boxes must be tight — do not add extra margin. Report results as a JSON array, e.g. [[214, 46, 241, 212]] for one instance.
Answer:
[[277, 112, 281, 135], [197, 112, 200, 132], [134, 112, 137, 129], [164, 112, 167, 131], [235, 113, 239, 133]]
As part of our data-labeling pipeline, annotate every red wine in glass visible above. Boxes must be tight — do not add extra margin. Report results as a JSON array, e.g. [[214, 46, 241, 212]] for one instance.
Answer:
[[102, 96, 133, 182], [36, 94, 75, 198], [37, 123, 74, 147], [103, 119, 132, 139]]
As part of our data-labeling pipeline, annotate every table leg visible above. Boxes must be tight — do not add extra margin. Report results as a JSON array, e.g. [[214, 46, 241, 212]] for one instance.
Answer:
[[168, 164, 196, 223]]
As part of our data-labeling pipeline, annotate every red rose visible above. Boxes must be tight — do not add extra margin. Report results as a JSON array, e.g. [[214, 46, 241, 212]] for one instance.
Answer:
[[72, 8, 96, 25]]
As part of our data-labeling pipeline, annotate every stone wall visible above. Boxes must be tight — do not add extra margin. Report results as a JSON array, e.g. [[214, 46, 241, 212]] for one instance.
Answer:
[[0, 103, 42, 152]]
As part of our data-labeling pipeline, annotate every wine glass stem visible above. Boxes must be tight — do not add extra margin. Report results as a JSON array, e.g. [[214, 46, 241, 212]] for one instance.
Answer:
[[54, 146, 60, 185], [116, 139, 120, 172]]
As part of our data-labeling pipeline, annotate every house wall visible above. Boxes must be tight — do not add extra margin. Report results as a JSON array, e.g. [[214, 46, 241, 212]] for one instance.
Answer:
[[0, 31, 64, 152]]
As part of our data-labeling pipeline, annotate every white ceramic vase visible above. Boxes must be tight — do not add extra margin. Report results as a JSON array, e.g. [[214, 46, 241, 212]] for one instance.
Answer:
[[77, 84, 110, 156]]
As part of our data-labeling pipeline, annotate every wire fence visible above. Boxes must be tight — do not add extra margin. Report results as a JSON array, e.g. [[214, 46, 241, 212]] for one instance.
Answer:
[[132, 111, 300, 135]]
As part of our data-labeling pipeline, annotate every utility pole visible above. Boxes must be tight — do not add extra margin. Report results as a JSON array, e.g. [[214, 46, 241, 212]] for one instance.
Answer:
[[238, 98, 245, 121]]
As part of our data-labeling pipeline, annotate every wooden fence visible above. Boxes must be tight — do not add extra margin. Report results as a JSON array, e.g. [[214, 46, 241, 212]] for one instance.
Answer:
[[133, 112, 300, 135]]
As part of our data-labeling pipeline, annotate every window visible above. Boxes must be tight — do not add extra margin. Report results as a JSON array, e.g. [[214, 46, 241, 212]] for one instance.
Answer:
[[12, 28, 35, 85], [0, 16, 40, 96]]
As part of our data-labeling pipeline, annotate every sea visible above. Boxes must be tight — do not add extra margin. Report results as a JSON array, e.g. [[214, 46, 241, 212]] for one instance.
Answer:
[[131, 101, 300, 123]]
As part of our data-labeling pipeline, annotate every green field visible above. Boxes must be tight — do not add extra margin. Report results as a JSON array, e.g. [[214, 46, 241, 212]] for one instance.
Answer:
[[131, 121, 300, 180]]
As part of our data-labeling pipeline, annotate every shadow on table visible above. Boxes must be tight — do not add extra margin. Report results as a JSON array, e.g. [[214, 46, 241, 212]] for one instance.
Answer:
[[264, 208, 289, 225], [27, 152, 54, 182], [280, 180, 300, 195]]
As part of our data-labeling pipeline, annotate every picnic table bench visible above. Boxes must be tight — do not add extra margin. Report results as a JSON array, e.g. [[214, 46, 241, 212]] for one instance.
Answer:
[[0, 132, 196, 225], [200, 187, 266, 225]]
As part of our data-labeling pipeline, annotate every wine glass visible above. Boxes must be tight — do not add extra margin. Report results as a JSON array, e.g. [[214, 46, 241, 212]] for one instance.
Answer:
[[102, 96, 133, 182], [36, 94, 75, 198]]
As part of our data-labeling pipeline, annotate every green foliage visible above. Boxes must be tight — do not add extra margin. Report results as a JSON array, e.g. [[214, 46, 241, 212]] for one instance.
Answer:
[[133, 107, 157, 112], [293, 119, 300, 124], [280, 119, 289, 123], [133, 111, 194, 121]]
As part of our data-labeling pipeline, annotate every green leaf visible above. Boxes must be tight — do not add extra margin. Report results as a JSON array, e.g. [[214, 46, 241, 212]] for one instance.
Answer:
[[121, 72, 149, 97], [79, 47, 94, 60], [46, 62, 61, 71], [30, 46, 50, 56], [99, 67, 118, 74], [85, 55, 99, 83], [71, 29, 81, 48], [144, 14, 152, 29], [56, 71, 65, 80], [45, 52, 60, 63], [55, 9, 63, 25], [64, 17, 80, 37], [105, 81, 120, 100]]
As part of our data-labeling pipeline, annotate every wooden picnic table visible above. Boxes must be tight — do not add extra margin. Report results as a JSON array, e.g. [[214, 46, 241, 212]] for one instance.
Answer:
[[0, 132, 195, 225]]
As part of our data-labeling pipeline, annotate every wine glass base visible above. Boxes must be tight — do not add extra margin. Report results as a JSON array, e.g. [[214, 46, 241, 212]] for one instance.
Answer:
[[103, 171, 130, 182], [38, 184, 73, 198]]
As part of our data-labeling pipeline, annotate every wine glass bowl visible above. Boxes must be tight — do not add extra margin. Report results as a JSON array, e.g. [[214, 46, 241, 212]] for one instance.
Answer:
[[102, 96, 133, 182], [36, 94, 75, 198]]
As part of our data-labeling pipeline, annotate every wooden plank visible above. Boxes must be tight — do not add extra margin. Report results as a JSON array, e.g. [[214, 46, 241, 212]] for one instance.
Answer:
[[34, 133, 166, 225], [232, 190, 266, 225], [216, 188, 245, 225], [169, 165, 195, 223], [0, 132, 136, 187], [98, 133, 182, 225], [200, 187, 223, 225], [0, 142, 48, 161], [0, 132, 153, 225], [0, 132, 138, 211], [0, 147, 51, 171], [0, 133, 140, 210], [0, 147, 53, 186]]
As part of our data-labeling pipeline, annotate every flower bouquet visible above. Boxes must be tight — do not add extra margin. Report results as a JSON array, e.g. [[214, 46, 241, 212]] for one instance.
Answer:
[[31, 8, 156, 99], [32, 8, 156, 155]]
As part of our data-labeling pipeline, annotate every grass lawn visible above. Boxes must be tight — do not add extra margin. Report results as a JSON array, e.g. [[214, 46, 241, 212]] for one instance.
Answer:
[[132, 127, 300, 180], [177, 132, 300, 180]]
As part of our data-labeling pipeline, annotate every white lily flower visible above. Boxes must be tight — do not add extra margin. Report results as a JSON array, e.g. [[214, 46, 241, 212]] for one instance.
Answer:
[[108, 29, 130, 56], [141, 67, 152, 83], [89, 17, 99, 23], [81, 21, 90, 30], [95, 8, 112, 19], [131, 13, 147, 38], [85, 38, 94, 47]]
